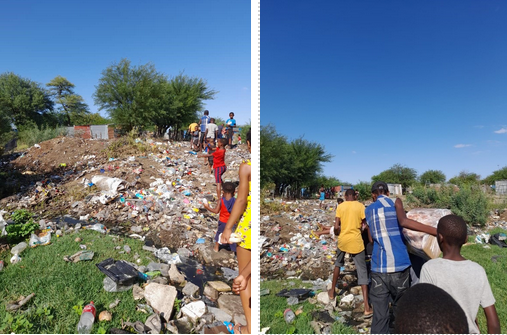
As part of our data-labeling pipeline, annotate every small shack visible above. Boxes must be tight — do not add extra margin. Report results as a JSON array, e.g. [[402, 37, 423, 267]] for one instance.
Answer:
[[387, 183, 403, 196], [495, 180, 507, 195]]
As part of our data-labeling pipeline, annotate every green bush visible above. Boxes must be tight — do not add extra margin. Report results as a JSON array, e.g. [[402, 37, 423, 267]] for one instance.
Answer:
[[450, 185, 489, 226], [18, 126, 67, 148], [407, 185, 489, 226], [6, 209, 38, 242]]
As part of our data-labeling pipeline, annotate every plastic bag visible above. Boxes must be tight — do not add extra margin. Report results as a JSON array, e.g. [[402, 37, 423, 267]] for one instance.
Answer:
[[10, 254, 21, 264], [0, 210, 7, 236], [90, 175, 126, 196], [154, 247, 182, 264], [86, 223, 107, 234], [103, 276, 133, 292], [404, 208, 451, 260], [29, 232, 51, 248], [11, 242, 28, 255]]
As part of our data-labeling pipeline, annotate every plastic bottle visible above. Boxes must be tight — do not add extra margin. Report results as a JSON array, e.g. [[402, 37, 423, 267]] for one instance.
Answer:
[[284, 308, 296, 323], [77, 301, 96, 334]]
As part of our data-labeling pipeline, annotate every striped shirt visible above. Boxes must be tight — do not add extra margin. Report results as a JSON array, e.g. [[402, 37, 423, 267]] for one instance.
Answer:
[[365, 195, 411, 273]]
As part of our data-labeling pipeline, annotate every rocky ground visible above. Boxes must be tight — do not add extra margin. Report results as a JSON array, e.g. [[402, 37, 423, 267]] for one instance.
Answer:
[[0, 135, 250, 334]]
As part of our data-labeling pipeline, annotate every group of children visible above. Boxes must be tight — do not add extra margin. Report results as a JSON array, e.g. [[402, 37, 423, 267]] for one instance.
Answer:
[[318, 184, 500, 334]]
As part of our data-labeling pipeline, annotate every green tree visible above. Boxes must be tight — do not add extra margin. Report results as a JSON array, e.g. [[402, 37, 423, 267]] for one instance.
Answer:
[[448, 171, 481, 186], [46, 76, 89, 126], [153, 74, 217, 137], [483, 166, 507, 185], [372, 163, 417, 192], [419, 169, 446, 185], [93, 59, 165, 132], [354, 181, 372, 201], [260, 125, 290, 189], [0, 72, 54, 130]]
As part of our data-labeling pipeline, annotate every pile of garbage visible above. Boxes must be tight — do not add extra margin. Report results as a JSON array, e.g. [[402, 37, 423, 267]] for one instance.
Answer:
[[0, 136, 250, 333], [1, 136, 250, 268]]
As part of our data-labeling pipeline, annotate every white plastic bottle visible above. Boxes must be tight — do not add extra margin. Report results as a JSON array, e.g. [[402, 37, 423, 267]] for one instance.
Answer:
[[77, 301, 96, 334]]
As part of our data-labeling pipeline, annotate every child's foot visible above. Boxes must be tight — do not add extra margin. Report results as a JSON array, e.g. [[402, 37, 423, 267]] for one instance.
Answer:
[[213, 245, 219, 252], [328, 288, 336, 300]]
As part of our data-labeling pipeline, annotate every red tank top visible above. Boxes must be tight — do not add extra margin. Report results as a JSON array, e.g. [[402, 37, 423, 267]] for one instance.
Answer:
[[212, 148, 225, 168], [219, 197, 235, 222]]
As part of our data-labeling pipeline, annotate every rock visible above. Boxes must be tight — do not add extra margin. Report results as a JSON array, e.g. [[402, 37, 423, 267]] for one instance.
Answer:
[[350, 286, 362, 295], [203, 285, 219, 301], [133, 284, 144, 300], [99, 310, 112, 321], [145, 314, 162, 334], [169, 264, 186, 285], [207, 307, 232, 322], [174, 316, 193, 334], [182, 282, 200, 297], [160, 264, 170, 277], [207, 281, 231, 292], [147, 262, 163, 272], [217, 295, 243, 318], [317, 291, 331, 305], [131, 225, 143, 233], [233, 313, 247, 326], [151, 277, 169, 285], [143, 283, 177, 322], [181, 301, 207, 322]]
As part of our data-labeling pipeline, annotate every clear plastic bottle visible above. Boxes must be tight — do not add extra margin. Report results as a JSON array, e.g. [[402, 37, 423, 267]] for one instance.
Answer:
[[77, 301, 96, 334], [284, 308, 296, 323]]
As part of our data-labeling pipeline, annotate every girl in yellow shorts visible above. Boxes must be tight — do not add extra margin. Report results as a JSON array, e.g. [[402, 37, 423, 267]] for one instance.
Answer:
[[221, 129, 251, 334]]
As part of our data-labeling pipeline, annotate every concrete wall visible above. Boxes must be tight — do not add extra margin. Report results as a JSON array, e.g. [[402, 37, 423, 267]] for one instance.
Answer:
[[90, 125, 109, 139], [495, 180, 507, 195]]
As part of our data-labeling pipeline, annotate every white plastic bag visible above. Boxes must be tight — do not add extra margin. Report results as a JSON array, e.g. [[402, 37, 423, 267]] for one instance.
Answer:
[[0, 210, 7, 236], [29, 232, 51, 248]]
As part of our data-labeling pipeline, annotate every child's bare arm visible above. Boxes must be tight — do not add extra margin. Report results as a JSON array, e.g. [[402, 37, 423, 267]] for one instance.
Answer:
[[203, 200, 220, 214], [483, 305, 500, 334], [395, 198, 437, 236]]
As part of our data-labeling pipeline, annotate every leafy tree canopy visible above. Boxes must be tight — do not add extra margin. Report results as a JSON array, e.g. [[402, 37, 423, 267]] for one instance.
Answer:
[[372, 163, 417, 191], [448, 170, 481, 186], [46, 75, 89, 126], [483, 166, 507, 185], [419, 169, 446, 185], [0, 72, 54, 130]]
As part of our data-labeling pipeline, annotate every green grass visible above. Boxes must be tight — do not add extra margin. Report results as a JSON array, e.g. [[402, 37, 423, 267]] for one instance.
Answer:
[[462, 228, 507, 333], [260, 279, 356, 334], [0, 230, 156, 334]]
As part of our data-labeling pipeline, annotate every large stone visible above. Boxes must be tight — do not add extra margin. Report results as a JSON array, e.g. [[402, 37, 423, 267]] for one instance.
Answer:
[[350, 286, 362, 295], [203, 285, 219, 301], [317, 292, 331, 305], [181, 301, 207, 323], [233, 313, 247, 326], [207, 307, 232, 322], [145, 314, 162, 334], [160, 264, 170, 277], [217, 295, 243, 317], [173, 316, 193, 334], [207, 281, 231, 292], [169, 264, 186, 285], [143, 283, 177, 322], [133, 284, 144, 300], [182, 282, 200, 297]]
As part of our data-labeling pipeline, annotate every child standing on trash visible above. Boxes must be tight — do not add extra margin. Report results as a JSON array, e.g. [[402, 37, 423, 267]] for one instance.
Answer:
[[203, 182, 237, 252], [203, 138, 215, 174], [198, 138, 228, 200]]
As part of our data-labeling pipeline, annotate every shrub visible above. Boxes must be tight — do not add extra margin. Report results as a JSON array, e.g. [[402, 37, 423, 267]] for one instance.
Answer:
[[6, 209, 39, 243], [18, 126, 67, 147], [450, 185, 489, 226]]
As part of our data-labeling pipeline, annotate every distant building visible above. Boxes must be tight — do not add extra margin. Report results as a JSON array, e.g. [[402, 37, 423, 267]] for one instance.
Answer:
[[387, 183, 403, 196], [495, 180, 507, 195]]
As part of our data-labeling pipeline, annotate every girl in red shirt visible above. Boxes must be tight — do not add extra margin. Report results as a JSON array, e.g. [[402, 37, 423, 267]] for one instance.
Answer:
[[203, 182, 236, 252]]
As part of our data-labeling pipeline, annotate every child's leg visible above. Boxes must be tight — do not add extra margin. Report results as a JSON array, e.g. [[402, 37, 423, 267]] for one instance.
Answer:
[[214, 242, 219, 252], [236, 246, 251, 333]]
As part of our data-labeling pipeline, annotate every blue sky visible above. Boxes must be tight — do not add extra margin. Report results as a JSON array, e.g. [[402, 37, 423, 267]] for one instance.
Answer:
[[0, 0, 251, 125], [261, 1, 507, 184]]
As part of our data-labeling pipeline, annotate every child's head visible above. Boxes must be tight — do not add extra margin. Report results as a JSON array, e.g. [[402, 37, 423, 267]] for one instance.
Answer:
[[395, 283, 468, 334], [222, 182, 235, 196], [345, 189, 355, 200], [218, 138, 227, 148], [337, 198, 344, 204], [437, 214, 468, 248]]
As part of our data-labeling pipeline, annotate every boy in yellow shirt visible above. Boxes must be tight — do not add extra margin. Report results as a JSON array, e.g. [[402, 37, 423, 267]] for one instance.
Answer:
[[328, 189, 373, 317]]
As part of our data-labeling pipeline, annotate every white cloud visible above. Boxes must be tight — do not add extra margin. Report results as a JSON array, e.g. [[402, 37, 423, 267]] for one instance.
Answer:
[[454, 144, 471, 148], [494, 128, 507, 134]]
